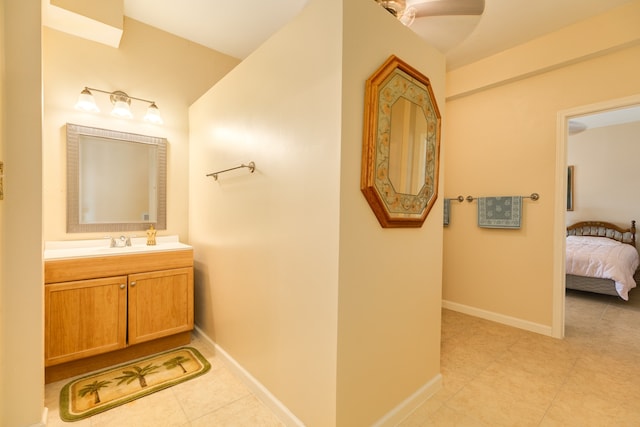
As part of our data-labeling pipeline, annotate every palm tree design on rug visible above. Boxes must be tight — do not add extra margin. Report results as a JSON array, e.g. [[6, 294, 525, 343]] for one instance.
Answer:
[[163, 355, 191, 374], [114, 363, 160, 388], [78, 380, 111, 405]]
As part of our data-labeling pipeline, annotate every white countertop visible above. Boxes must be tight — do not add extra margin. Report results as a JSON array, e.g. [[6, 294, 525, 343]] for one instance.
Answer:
[[44, 235, 192, 260]]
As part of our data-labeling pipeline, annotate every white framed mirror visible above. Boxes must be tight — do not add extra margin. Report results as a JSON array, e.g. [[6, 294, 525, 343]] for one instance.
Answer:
[[66, 123, 167, 233]]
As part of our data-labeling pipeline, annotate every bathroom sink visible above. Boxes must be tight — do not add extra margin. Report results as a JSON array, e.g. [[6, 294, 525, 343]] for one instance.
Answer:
[[44, 235, 191, 260]]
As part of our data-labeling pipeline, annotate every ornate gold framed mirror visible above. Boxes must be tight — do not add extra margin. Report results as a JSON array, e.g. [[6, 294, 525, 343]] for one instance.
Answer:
[[361, 55, 441, 228]]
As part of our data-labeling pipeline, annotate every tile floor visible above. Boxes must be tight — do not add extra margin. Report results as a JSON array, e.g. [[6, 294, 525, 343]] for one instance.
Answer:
[[44, 334, 285, 426], [46, 289, 640, 426], [400, 289, 640, 426]]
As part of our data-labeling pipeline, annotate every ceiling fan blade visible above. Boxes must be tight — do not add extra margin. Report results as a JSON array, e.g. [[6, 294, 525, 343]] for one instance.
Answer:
[[413, 0, 485, 18]]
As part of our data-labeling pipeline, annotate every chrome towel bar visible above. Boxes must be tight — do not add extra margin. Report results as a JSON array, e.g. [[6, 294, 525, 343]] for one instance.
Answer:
[[464, 193, 539, 202], [206, 161, 256, 180], [446, 193, 540, 203]]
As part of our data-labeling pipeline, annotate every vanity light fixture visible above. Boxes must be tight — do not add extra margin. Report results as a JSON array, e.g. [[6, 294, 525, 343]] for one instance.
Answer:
[[109, 90, 133, 119], [74, 87, 163, 124]]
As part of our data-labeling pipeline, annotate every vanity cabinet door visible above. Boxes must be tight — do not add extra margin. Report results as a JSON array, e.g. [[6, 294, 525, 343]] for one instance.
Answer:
[[45, 276, 128, 366], [127, 267, 194, 345]]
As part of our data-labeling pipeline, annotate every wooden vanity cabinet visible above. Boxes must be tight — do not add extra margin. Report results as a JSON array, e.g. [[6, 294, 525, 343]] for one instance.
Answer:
[[128, 267, 194, 345], [45, 276, 128, 366], [44, 249, 193, 382]]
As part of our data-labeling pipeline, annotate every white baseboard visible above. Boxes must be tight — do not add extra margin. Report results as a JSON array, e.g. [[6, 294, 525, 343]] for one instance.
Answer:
[[32, 407, 48, 426], [193, 326, 305, 427], [442, 300, 554, 336], [372, 374, 442, 427], [194, 327, 443, 427]]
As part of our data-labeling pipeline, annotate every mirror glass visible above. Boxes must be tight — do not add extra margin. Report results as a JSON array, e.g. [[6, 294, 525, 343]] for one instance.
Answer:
[[361, 55, 441, 228], [388, 98, 429, 195], [67, 123, 167, 233]]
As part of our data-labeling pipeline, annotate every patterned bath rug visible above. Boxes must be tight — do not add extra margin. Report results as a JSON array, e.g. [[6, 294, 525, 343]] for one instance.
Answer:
[[59, 346, 210, 422]]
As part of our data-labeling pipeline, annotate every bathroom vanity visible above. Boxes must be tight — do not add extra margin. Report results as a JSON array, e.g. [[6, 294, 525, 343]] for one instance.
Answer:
[[44, 236, 193, 383]]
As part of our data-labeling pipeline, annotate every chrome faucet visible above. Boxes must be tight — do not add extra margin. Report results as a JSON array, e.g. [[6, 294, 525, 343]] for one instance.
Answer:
[[108, 235, 132, 247]]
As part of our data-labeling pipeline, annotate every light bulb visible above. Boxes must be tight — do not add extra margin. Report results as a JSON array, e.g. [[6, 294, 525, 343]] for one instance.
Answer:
[[110, 91, 133, 118], [144, 103, 163, 124], [75, 88, 99, 112], [111, 101, 133, 118], [399, 6, 416, 26]]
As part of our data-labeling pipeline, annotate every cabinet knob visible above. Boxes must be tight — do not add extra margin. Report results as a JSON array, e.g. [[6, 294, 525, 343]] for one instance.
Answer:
[[120, 284, 126, 289], [130, 281, 136, 287]]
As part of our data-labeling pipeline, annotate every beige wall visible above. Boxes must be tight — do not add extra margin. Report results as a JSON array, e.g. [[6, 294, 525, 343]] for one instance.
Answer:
[[567, 121, 640, 236], [189, 0, 444, 425], [189, 1, 341, 424], [0, 0, 5, 418], [51, 0, 123, 29], [42, 17, 239, 241], [337, 1, 444, 426], [443, 0, 640, 334], [0, 0, 4, 419], [1, 1, 45, 425]]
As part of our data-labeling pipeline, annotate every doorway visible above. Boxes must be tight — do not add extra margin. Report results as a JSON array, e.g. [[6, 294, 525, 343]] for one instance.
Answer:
[[554, 95, 640, 338]]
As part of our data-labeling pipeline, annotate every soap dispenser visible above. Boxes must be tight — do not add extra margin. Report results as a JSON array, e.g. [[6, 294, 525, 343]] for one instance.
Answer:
[[146, 224, 157, 246]]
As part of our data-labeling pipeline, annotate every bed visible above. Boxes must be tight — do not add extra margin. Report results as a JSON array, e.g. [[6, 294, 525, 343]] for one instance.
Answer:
[[566, 220, 639, 300]]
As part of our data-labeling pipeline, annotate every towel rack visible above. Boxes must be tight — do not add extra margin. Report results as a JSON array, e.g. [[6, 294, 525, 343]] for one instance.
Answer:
[[206, 161, 256, 180], [447, 196, 465, 203], [464, 193, 540, 202]]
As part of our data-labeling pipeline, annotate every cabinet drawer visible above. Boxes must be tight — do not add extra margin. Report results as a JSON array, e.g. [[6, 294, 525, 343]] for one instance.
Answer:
[[45, 249, 193, 284]]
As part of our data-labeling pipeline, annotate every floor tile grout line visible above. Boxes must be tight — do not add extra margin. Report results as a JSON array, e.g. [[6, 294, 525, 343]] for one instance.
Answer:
[[435, 293, 640, 426], [438, 326, 524, 425], [444, 316, 579, 427], [186, 393, 255, 425], [170, 382, 199, 424], [538, 293, 618, 425], [535, 352, 581, 426]]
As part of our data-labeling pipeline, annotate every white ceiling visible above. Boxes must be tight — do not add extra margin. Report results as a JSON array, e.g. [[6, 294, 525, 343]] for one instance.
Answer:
[[123, 0, 309, 60], [123, 0, 635, 69], [440, 0, 635, 69], [122, 0, 638, 129], [570, 106, 640, 132]]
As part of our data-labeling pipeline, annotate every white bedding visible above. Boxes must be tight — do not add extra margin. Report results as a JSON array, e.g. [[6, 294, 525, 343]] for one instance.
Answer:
[[566, 235, 640, 300]]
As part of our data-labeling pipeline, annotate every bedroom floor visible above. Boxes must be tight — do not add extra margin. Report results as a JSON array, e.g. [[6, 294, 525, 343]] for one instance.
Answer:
[[400, 289, 640, 426]]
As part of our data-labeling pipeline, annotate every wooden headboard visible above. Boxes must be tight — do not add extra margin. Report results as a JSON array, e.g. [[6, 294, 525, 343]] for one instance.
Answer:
[[566, 220, 636, 247]]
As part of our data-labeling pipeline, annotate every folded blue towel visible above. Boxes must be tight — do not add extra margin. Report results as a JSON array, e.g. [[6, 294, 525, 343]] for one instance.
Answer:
[[443, 198, 450, 226], [477, 196, 522, 229]]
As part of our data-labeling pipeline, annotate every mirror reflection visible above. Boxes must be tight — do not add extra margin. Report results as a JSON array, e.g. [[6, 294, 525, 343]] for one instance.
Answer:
[[67, 123, 167, 233], [80, 136, 157, 224], [389, 98, 428, 195]]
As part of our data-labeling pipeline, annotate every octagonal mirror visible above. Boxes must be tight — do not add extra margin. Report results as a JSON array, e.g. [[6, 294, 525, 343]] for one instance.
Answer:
[[361, 55, 441, 227]]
